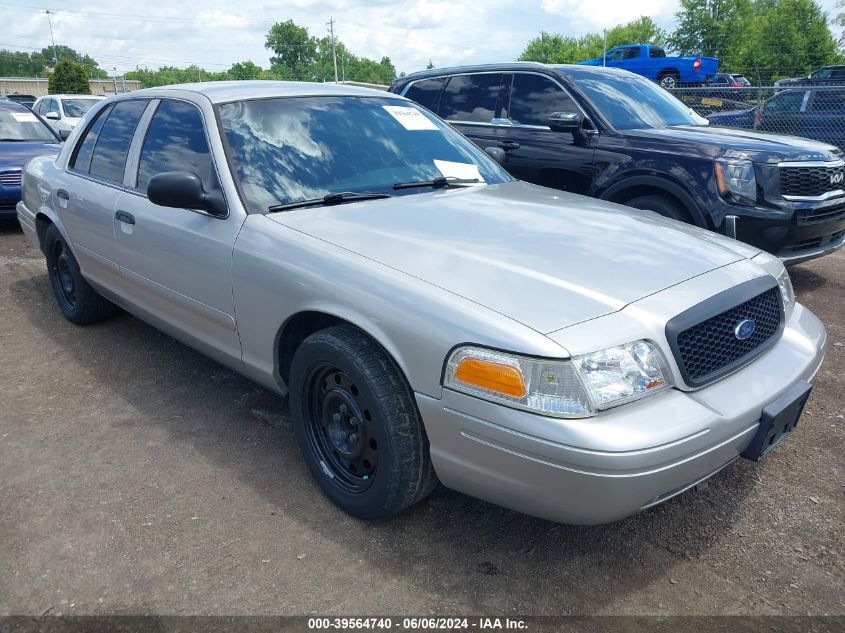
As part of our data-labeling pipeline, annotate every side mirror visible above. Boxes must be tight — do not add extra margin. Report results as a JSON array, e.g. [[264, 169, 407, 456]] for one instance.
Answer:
[[548, 111, 582, 132], [484, 146, 506, 165], [147, 171, 226, 217], [45, 111, 60, 120], [58, 128, 71, 141]]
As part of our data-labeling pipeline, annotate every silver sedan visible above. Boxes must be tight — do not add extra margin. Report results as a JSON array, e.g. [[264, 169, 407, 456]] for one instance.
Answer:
[[17, 82, 826, 524]]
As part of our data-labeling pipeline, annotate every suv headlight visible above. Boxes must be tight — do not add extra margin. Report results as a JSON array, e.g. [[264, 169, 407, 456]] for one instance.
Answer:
[[715, 158, 757, 205], [443, 341, 671, 418], [752, 251, 796, 319]]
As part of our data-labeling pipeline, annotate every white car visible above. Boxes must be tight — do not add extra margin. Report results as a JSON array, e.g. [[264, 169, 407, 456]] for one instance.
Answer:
[[32, 94, 105, 136]]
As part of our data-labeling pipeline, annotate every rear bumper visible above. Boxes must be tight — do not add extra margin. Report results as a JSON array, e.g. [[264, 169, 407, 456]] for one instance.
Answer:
[[416, 304, 826, 524]]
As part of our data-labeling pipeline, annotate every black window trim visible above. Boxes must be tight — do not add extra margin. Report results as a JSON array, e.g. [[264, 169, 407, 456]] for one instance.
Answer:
[[125, 96, 229, 219]]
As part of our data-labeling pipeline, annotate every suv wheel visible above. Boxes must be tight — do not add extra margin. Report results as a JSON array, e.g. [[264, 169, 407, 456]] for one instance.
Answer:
[[289, 325, 438, 519], [626, 194, 693, 224], [44, 224, 117, 324]]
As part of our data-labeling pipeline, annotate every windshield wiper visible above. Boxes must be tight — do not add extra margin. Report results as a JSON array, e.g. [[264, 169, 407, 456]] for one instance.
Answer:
[[268, 191, 393, 213], [393, 176, 481, 190]]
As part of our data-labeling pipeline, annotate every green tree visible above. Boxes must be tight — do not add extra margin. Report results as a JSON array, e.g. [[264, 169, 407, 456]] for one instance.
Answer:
[[228, 61, 263, 80], [426, 59, 434, 69], [605, 16, 666, 48], [668, 0, 753, 63], [0, 44, 106, 78], [48, 60, 89, 94], [265, 20, 317, 79]]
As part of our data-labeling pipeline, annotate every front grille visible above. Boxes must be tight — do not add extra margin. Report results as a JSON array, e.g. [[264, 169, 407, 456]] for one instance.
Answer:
[[0, 170, 22, 187], [666, 279, 783, 387], [780, 164, 845, 198], [795, 202, 845, 225]]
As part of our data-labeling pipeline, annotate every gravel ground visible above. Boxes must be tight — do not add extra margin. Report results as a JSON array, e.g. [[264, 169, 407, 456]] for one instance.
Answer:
[[0, 219, 843, 617]]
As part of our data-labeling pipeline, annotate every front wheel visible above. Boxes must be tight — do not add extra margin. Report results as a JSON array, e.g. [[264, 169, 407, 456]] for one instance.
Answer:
[[289, 325, 438, 519], [625, 194, 694, 224]]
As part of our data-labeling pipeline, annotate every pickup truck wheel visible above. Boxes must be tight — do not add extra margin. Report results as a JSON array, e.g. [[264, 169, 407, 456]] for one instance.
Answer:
[[658, 73, 679, 90], [625, 194, 693, 224], [290, 325, 438, 519], [44, 224, 117, 324]]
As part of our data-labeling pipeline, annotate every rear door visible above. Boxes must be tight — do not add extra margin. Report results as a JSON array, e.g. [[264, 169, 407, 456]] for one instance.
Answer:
[[56, 99, 149, 294], [494, 72, 596, 194], [803, 90, 845, 149], [434, 72, 506, 154], [111, 98, 244, 364]]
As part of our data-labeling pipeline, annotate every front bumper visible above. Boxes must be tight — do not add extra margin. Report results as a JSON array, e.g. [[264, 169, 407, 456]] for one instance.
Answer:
[[416, 304, 826, 525]]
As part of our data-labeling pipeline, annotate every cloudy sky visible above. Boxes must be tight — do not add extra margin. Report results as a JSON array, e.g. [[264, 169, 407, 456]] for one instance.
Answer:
[[1, 0, 842, 76]]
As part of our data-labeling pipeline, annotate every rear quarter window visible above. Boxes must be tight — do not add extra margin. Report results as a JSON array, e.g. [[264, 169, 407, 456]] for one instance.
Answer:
[[403, 78, 445, 113], [87, 100, 148, 183], [70, 103, 114, 174]]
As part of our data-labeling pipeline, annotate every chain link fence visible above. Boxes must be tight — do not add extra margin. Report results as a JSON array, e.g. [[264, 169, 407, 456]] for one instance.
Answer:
[[667, 85, 845, 150]]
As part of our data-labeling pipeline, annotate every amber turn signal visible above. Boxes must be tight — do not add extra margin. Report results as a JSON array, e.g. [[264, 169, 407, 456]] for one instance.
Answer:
[[454, 357, 526, 398]]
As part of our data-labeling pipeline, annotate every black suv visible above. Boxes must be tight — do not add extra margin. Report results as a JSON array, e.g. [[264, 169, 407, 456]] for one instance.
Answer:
[[390, 63, 845, 264]]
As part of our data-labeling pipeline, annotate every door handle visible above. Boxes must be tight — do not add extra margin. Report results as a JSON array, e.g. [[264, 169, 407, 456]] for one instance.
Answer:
[[115, 210, 135, 225], [496, 141, 520, 151], [56, 189, 69, 200]]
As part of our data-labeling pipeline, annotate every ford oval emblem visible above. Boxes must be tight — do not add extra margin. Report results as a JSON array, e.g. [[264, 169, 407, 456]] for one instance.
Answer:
[[735, 319, 756, 340]]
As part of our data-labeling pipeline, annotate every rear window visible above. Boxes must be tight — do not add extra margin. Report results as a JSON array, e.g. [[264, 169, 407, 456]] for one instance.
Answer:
[[438, 73, 503, 123], [87, 100, 148, 183], [404, 78, 445, 113]]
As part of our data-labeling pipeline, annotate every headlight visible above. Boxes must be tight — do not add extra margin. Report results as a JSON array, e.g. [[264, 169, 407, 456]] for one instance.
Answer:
[[715, 158, 757, 205], [443, 341, 671, 418], [752, 251, 795, 319]]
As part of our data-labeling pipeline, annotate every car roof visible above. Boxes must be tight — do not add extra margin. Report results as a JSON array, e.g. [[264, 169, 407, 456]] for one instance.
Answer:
[[116, 80, 401, 104], [398, 62, 628, 83], [41, 94, 105, 99]]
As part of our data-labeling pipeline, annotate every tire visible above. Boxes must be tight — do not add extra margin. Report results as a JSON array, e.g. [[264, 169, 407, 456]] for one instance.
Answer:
[[289, 325, 438, 519], [625, 194, 694, 225], [44, 224, 117, 324], [659, 72, 680, 90]]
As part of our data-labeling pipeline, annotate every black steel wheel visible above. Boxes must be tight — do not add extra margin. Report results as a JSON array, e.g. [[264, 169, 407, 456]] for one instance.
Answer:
[[290, 325, 438, 519], [44, 224, 117, 324]]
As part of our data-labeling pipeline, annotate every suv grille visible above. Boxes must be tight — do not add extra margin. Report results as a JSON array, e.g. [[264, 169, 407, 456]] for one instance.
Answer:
[[666, 280, 783, 387], [0, 170, 22, 187], [780, 163, 845, 198]]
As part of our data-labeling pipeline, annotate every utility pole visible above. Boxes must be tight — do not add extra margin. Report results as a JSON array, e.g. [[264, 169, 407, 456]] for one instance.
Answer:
[[327, 17, 339, 83], [113, 67, 118, 94], [602, 29, 607, 67], [44, 10, 59, 65]]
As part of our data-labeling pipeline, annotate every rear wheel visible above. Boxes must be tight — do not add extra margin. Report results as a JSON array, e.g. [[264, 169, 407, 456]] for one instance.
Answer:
[[625, 194, 694, 224], [658, 72, 680, 90], [290, 325, 437, 519], [44, 224, 117, 324]]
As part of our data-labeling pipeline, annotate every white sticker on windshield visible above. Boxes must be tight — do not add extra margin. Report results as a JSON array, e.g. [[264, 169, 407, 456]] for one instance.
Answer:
[[383, 105, 438, 130], [434, 160, 485, 183], [11, 112, 38, 123]]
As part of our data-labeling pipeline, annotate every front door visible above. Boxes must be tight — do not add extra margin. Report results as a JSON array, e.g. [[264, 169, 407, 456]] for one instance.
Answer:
[[112, 98, 245, 365], [495, 72, 596, 194]]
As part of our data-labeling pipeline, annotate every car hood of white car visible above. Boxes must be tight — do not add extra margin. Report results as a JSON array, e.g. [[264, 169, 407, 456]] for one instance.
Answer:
[[268, 180, 761, 334]]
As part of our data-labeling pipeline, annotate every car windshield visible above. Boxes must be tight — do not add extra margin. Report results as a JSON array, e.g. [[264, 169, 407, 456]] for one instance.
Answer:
[[571, 71, 707, 130], [62, 99, 100, 118], [217, 96, 511, 213], [0, 108, 57, 142]]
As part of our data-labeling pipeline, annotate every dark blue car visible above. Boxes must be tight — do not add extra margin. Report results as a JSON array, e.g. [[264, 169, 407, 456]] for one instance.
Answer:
[[707, 88, 845, 150], [0, 99, 62, 219]]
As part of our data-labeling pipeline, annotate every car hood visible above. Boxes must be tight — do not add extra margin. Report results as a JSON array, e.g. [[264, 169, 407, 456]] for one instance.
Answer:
[[0, 142, 60, 171], [268, 181, 756, 334], [628, 125, 840, 163]]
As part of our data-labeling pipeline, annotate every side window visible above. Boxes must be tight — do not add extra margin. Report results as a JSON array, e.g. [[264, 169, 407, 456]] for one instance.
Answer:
[[766, 92, 805, 113], [507, 74, 578, 127], [649, 47, 666, 58], [606, 49, 624, 62], [438, 73, 503, 123], [403, 78, 445, 113], [808, 91, 845, 112], [70, 103, 114, 174], [136, 99, 217, 193], [35, 100, 45, 114], [88, 100, 148, 183], [623, 47, 640, 60]]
